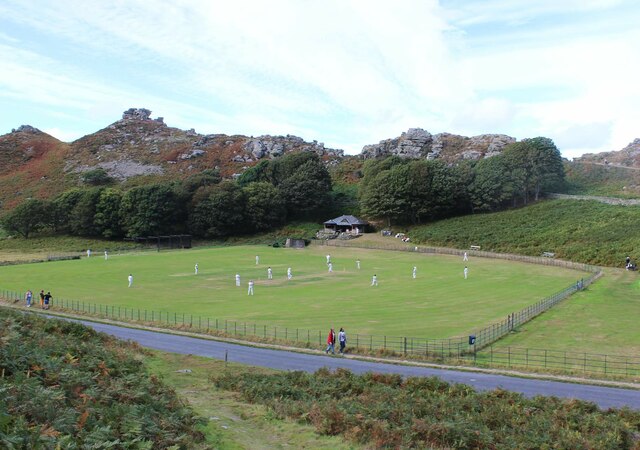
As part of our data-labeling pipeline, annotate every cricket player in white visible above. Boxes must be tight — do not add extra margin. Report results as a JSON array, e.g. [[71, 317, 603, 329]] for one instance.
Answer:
[[267, 267, 273, 279], [104, 250, 108, 260], [412, 266, 417, 279], [255, 255, 259, 265], [356, 259, 360, 269], [463, 252, 468, 261], [195, 263, 198, 275], [371, 274, 378, 286], [248, 280, 254, 295], [328, 262, 333, 273], [326, 254, 331, 264], [287, 268, 292, 280], [464, 266, 469, 279], [87, 249, 91, 258], [235, 274, 241, 287], [128, 274, 133, 287]]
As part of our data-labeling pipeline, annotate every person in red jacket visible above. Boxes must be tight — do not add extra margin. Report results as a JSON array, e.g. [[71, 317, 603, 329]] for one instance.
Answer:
[[325, 328, 336, 354]]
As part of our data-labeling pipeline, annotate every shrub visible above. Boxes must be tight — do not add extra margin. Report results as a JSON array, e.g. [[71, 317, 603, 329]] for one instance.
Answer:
[[214, 368, 640, 449], [0, 308, 205, 448]]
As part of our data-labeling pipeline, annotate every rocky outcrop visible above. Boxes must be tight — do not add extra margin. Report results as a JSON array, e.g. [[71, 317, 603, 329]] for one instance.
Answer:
[[242, 135, 344, 160], [362, 128, 432, 159], [361, 128, 516, 162], [577, 138, 640, 167], [11, 125, 41, 134]]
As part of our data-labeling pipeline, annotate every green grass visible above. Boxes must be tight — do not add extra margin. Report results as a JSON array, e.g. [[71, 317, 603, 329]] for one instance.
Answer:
[[146, 352, 362, 449], [411, 199, 640, 266], [565, 162, 640, 198], [489, 268, 640, 357], [0, 244, 582, 340], [0, 234, 143, 262]]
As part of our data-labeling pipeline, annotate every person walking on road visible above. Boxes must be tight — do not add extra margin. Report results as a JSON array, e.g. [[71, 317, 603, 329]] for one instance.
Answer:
[[338, 327, 347, 354], [325, 328, 336, 354]]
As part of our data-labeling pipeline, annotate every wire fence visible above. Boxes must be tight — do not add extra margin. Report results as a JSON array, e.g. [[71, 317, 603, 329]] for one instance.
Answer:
[[475, 346, 640, 377], [320, 238, 597, 272]]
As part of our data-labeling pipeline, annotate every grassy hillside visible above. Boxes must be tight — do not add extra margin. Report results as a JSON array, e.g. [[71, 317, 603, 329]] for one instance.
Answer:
[[216, 367, 640, 449], [0, 130, 73, 210], [0, 307, 206, 448], [411, 199, 640, 266], [564, 161, 640, 198]]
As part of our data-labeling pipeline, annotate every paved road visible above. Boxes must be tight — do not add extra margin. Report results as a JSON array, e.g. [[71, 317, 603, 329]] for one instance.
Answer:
[[74, 319, 640, 411]]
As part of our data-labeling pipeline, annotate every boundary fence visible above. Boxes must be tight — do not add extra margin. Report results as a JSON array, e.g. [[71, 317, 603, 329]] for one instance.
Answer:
[[320, 239, 597, 272], [476, 346, 640, 377]]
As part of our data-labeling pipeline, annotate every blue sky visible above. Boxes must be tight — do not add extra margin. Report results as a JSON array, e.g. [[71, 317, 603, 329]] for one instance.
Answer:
[[1, 0, 638, 158]]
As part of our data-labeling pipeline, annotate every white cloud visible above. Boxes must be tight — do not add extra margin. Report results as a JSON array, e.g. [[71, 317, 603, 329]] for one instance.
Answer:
[[0, 0, 638, 157]]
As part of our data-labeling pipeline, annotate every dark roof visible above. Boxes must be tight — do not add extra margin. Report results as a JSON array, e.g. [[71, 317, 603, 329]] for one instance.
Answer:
[[324, 215, 368, 226]]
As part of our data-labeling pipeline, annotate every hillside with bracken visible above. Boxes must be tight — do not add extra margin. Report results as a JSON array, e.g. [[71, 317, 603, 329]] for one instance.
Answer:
[[0, 126, 71, 210]]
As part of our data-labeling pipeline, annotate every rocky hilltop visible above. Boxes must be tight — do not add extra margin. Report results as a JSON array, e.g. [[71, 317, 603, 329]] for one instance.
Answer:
[[66, 108, 345, 181], [576, 139, 640, 167], [361, 128, 516, 162]]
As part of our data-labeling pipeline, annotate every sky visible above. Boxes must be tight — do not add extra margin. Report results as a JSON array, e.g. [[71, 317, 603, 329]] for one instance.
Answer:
[[0, 0, 638, 159]]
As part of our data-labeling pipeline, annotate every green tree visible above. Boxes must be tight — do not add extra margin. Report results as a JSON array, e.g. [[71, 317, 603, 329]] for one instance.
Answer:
[[1, 199, 50, 238], [278, 158, 332, 219], [189, 182, 247, 237], [237, 160, 270, 186], [94, 188, 124, 238], [81, 168, 114, 186], [49, 189, 84, 233], [405, 160, 462, 223], [183, 169, 221, 194], [502, 137, 564, 204], [470, 155, 515, 211], [68, 188, 103, 236], [243, 182, 286, 232], [360, 167, 409, 226], [120, 183, 186, 237]]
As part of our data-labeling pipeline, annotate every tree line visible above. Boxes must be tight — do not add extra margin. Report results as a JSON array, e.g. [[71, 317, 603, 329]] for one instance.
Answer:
[[1, 152, 334, 239], [1, 137, 564, 239], [359, 137, 565, 225]]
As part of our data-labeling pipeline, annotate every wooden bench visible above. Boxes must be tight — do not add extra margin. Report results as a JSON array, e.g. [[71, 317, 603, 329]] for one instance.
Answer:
[[542, 252, 555, 258], [470, 245, 481, 251]]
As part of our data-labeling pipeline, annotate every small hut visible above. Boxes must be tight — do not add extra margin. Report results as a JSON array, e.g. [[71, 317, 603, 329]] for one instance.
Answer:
[[323, 215, 369, 234]]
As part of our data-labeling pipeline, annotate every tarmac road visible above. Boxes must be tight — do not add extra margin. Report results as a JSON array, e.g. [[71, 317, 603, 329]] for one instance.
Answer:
[[71, 319, 640, 411]]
